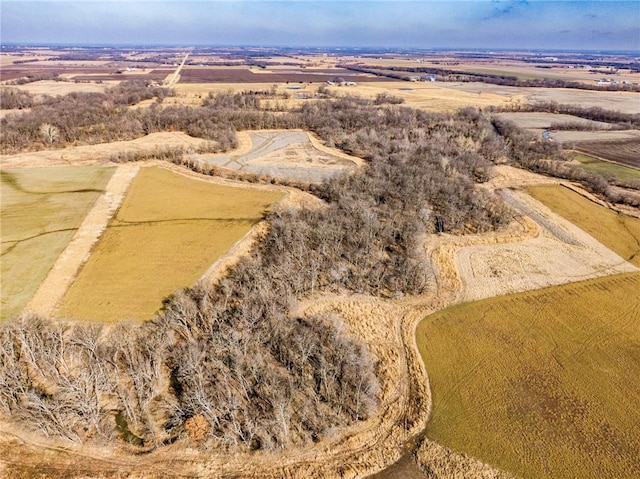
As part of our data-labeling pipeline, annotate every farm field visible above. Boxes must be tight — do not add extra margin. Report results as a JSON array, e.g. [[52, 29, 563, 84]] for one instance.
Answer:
[[178, 66, 384, 83], [439, 83, 640, 114], [417, 271, 640, 479], [0, 166, 114, 320], [493, 112, 611, 130], [527, 184, 640, 266], [573, 139, 640, 169], [57, 167, 283, 322], [570, 152, 640, 183]]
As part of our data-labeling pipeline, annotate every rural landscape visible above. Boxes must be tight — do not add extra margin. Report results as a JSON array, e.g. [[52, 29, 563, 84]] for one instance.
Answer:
[[1, 1, 639, 478]]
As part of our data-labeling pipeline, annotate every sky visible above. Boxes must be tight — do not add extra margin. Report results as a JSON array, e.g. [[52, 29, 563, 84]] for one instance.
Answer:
[[1, 1, 639, 51]]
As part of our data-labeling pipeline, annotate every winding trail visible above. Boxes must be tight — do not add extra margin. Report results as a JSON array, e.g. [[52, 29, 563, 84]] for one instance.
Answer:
[[24, 164, 139, 317]]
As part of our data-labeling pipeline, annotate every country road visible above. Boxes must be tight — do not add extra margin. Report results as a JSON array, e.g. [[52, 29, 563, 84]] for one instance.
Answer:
[[166, 52, 189, 87]]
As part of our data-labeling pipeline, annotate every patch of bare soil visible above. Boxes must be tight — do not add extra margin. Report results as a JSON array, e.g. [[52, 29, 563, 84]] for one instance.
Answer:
[[197, 130, 362, 182]]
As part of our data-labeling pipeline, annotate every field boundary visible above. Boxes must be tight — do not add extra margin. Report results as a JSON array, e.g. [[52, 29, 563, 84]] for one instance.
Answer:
[[23, 164, 139, 317]]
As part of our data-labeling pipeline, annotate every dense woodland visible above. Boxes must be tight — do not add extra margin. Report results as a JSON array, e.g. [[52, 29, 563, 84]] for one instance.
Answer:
[[0, 81, 635, 451]]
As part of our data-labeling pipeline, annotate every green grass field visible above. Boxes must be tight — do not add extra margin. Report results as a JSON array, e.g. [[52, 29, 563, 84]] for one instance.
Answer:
[[570, 152, 640, 183], [0, 167, 114, 321], [57, 167, 283, 322], [528, 184, 640, 267], [417, 272, 640, 479]]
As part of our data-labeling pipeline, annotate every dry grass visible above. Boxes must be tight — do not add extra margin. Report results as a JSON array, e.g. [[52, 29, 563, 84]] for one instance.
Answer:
[[493, 112, 611, 130], [527, 184, 640, 266], [1, 131, 210, 168], [57, 167, 283, 321], [10, 80, 115, 95], [416, 272, 640, 479], [0, 166, 114, 320], [441, 83, 640, 114]]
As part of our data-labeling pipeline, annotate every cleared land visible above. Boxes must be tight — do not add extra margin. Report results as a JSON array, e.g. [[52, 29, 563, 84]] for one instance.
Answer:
[[1, 131, 210, 168], [417, 272, 640, 479], [573, 139, 640, 169], [493, 112, 611, 130], [57, 167, 283, 321], [200, 130, 361, 182], [527, 185, 640, 266], [570, 152, 640, 183], [0, 166, 114, 320], [439, 83, 640, 114], [24, 164, 139, 317], [549, 130, 640, 145]]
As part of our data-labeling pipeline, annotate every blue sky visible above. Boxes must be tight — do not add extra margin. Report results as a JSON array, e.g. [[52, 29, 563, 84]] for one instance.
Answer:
[[1, 1, 638, 50]]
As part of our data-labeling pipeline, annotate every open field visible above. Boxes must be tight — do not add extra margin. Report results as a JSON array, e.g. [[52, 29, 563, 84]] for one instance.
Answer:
[[570, 152, 640, 182], [0, 166, 114, 320], [5, 80, 115, 95], [439, 83, 640, 114], [493, 112, 611, 130], [527, 185, 640, 266], [179, 66, 385, 83], [355, 56, 640, 85], [0, 131, 210, 168], [57, 167, 283, 321], [573, 139, 640, 169], [417, 271, 640, 479], [200, 130, 362, 182], [548, 129, 640, 145]]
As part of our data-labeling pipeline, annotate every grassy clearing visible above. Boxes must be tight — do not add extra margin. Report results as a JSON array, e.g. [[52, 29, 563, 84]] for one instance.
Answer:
[[57, 167, 283, 322], [0, 166, 114, 320], [527, 184, 640, 266], [570, 152, 640, 183], [417, 272, 640, 479]]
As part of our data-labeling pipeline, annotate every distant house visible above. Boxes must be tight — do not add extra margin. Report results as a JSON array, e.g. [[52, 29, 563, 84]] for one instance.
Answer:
[[421, 75, 436, 82]]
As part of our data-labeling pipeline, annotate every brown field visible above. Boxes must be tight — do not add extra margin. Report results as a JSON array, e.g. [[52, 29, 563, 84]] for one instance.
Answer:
[[356, 56, 640, 85], [548, 129, 640, 144], [7, 80, 115, 95], [57, 167, 283, 321], [417, 271, 640, 479], [573, 139, 640, 169], [439, 83, 640, 114], [527, 184, 640, 266], [1, 131, 211, 168], [178, 66, 385, 83], [0, 166, 115, 321], [493, 112, 611, 130]]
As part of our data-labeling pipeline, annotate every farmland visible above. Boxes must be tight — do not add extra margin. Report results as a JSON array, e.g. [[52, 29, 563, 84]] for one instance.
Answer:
[[573, 139, 640, 169], [57, 167, 283, 321], [527, 185, 640, 266], [0, 166, 114, 320], [570, 152, 640, 183], [417, 272, 640, 479], [2, 44, 640, 479]]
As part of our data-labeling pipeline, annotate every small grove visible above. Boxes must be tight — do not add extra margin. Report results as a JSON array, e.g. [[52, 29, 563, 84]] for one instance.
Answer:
[[0, 82, 634, 453]]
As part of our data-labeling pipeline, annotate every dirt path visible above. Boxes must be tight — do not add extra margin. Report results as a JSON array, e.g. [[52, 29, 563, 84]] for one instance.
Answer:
[[23, 164, 139, 317]]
